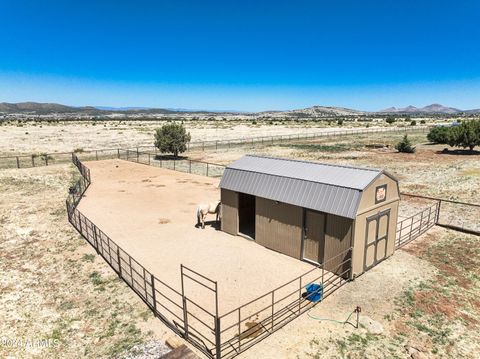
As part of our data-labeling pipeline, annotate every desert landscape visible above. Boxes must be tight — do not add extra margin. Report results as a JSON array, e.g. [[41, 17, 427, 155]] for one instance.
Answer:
[[1, 117, 479, 359], [2, 2, 479, 358]]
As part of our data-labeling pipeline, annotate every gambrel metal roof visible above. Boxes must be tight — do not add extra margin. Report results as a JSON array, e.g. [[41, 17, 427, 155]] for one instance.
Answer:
[[219, 155, 395, 219]]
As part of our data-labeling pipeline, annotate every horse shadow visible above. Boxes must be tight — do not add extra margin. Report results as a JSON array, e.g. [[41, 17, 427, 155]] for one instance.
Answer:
[[195, 220, 221, 231]]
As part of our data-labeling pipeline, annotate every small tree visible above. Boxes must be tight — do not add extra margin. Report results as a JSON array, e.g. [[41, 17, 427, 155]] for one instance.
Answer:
[[427, 126, 451, 144], [154, 123, 191, 157], [337, 118, 344, 126], [395, 134, 416, 153], [410, 120, 417, 126], [386, 116, 396, 124], [447, 120, 480, 151]]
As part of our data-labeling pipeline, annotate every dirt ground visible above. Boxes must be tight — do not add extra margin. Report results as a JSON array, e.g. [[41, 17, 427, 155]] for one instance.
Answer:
[[77, 160, 315, 317]]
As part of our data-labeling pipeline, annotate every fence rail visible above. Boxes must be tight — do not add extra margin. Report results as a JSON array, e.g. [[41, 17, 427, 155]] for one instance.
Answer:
[[65, 154, 353, 358], [395, 200, 440, 248], [1, 125, 429, 170], [218, 248, 352, 358]]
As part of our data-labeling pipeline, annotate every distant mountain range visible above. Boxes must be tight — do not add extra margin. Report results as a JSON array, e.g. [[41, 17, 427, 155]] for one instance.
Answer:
[[379, 103, 473, 114], [0, 101, 479, 116]]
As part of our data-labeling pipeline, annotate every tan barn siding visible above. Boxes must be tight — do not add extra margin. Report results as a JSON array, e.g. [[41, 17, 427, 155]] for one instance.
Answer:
[[352, 201, 399, 276], [357, 174, 399, 214], [324, 214, 353, 278], [221, 189, 238, 235], [350, 173, 400, 277], [256, 198, 303, 259]]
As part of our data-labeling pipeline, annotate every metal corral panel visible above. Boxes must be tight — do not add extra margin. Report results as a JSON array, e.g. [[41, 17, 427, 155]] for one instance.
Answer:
[[256, 197, 303, 258], [219, 155, 386, 219]]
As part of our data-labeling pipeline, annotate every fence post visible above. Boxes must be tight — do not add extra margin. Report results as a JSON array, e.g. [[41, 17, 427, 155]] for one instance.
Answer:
[[16, 156, 20, 169], [215, 317, 221, 359], [93, 226, 100, 254], [78, 213, 83, 234], [215, 280, 221, 359], [180, 265, 189, 340], [136, 148, 139, 162], [271, 291, 274, 331], [32, 155, 35, 167], [298, 276, 302, 313], [151, 273, 157, 312], [238, 308, 241, 351], [173, 159, 176, 170], [206, 163, 209, 177], [95, 150, 98, 161], [398, 220, 404, 247], [408, 218, 414, 242], [148, 153, 151, 165], [202, 142, 205, 151], [418, 211, 424, 235], [117, 247, 122, 277], [189, 160, 191, 173], [435, 200, 441, 224], [45, 155, 48, 166], [117, 149, 120, 158]]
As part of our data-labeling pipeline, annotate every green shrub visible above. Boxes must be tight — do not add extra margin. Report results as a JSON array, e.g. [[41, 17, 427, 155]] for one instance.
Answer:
[[395, 134, 416, 153], [427, 126, 451, 144], [410, 120, 417, 126], [386, 116, 396, 124], [447, 120, 480, 150]]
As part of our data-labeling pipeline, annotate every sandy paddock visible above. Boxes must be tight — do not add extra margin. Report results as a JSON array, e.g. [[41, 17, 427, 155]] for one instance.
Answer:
[[78, 159, 318, 343]]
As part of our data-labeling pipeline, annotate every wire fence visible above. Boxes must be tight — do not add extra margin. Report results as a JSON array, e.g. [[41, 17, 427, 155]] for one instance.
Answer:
[[401, 193, 480, 236], [121, 149, 226, 178], [396, 193, 480, 248], [1, 125, 429, 170], [65, 154, 352, 358]]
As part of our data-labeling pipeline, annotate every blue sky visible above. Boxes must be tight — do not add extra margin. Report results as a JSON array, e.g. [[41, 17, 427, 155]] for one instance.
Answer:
[[0, 0, 479, 111]]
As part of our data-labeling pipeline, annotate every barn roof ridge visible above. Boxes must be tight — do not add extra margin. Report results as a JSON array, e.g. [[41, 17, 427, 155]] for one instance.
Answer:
[[242, 154, 382, 174], [224, 166, 363, 192]]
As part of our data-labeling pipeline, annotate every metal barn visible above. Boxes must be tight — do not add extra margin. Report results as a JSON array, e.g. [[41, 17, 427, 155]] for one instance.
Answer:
[[219, 155, 400, 278]]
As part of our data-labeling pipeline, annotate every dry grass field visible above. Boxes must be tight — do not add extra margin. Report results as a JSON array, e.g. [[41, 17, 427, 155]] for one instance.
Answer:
[[1, 123, 479, 359], [0, 119, 431, 156]]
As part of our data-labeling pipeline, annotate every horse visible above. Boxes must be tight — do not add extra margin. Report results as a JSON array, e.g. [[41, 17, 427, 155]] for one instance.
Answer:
[[196, 201, 221, 229]]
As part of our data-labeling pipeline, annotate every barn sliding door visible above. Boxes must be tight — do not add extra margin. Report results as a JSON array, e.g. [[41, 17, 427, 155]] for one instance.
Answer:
[[302, 210, 325, 264], [364, 209, 390, 271]]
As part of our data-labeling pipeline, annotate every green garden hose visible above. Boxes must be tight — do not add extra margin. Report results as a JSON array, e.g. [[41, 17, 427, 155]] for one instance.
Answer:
[[307, 306, 360, 327]]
